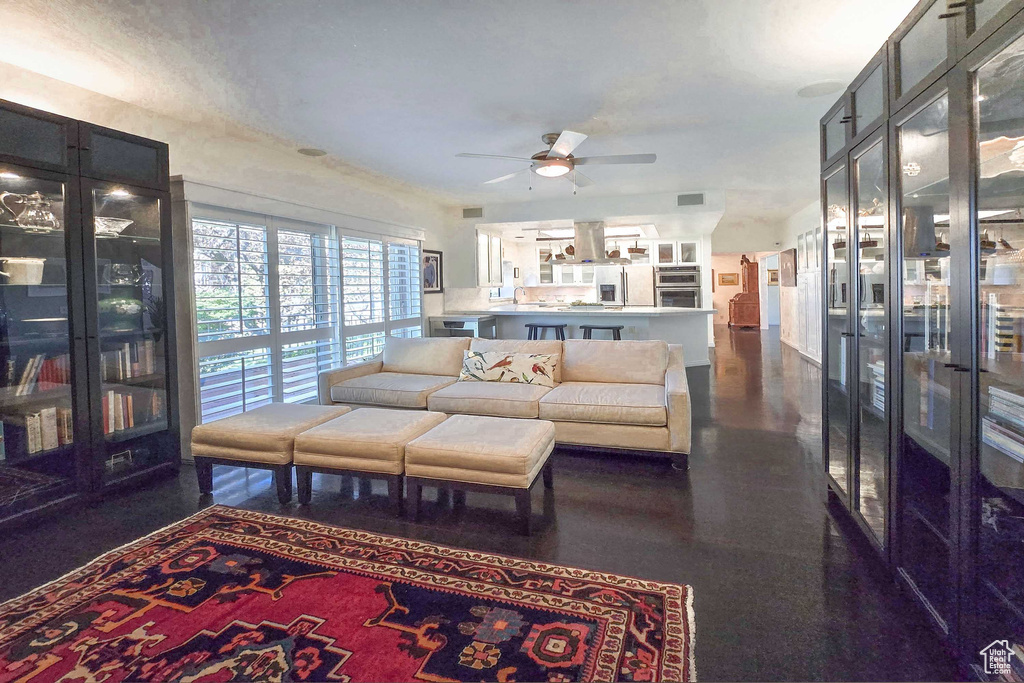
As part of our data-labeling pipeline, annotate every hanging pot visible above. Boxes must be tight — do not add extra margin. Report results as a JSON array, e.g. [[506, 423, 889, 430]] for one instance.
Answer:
[[935, 232, 951, 252], [981, 230, 998, 255], [859, 232, 878, 249], [628, 240, 647, 255], [564, 244, 575, 256]]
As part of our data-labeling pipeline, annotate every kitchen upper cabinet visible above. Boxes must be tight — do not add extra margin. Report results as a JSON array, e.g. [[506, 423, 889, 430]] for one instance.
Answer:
[[655, 242, 675, 265], [476, 230, 503, 287], [678, 241, 699, 264]]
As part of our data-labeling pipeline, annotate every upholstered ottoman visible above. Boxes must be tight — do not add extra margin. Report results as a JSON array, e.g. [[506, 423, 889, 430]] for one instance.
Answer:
[[191, 403, 351, 503], [404, 415, 556, 534], [293, 408, 448, 513]]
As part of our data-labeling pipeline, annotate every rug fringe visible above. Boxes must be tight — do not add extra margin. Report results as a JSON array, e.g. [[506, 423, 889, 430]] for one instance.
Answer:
[[686, 585, 697, 681]]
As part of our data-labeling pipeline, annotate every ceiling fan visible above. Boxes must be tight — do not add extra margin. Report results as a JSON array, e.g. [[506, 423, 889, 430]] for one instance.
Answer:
[[456, 130, 656, 191]]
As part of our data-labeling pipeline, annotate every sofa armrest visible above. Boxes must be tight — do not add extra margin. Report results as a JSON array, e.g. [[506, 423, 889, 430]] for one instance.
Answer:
[[665, 368, 691, 454], [318, 356, 383, 404]]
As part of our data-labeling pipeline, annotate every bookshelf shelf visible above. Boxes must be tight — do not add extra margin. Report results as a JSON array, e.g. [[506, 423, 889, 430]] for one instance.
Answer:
[[105, 420, 167, 443]]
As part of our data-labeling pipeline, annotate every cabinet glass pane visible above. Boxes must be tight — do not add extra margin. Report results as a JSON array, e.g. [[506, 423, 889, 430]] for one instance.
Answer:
[[898, 93, 953, 620], [825, 109, 847, 159], [855, 139, 887, 543], [91, 188, 169, 481], [825, 167, 850, 493], [89, 133, 160, 187], [975, 33, 1024, 644], [0, 172, 76, 518], [0, 110, 66, 168], [539, 248, 553, 284], [657, 243, 674, 264], [854, 65, 885, 134], [897, 1, 948, 97], [975, 0, 1015, 32], [679, 242, 698, 263], [489, 235, 502, 285]]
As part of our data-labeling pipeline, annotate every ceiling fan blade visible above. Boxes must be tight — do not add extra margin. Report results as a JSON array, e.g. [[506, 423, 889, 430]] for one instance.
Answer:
[[562, 169, 595, 187], [548, 130, 588, 158], [456, 153, 534, 162], [483, 168, 530, 185], [572, 153, 657, 166]]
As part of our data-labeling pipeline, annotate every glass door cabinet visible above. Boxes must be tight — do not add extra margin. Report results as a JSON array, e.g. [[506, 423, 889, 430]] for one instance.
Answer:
[[821, 2, 1024, 675], [0, 100, 176, 527]]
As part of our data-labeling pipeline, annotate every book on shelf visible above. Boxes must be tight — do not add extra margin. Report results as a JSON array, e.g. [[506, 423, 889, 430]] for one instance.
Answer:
[[102, 388, 163, 435], [0, 402, 75, 457], [39, 406, 58, 451], [982, 416, 1024, 464], [989, 386, 1024, 430], [101, 339, 157, 382], [3, 353, 71, 397]]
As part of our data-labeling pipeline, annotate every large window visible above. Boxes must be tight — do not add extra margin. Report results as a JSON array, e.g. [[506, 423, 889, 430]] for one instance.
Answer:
[[191, 208, 423, 421]]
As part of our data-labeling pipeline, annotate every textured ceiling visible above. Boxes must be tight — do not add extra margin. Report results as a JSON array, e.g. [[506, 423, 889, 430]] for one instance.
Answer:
[[0, 0, 918, 228]]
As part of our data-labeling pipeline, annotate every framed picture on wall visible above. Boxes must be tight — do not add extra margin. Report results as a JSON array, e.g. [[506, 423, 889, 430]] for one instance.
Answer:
[[718, 273, 739, 286], [423, 250, 443, 293], [767, 269, 780, 286], [780, 248, 797, 286]]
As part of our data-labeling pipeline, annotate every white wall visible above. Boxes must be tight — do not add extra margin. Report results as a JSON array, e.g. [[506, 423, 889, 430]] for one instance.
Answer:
[[763, 253, 781, 326], [710, 253, 745, 326], [711, 218, 785, 253]]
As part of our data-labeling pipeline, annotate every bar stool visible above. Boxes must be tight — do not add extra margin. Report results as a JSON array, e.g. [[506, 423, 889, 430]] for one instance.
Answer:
[[580, 325, 624, 340], [525, 323, 567, 341]]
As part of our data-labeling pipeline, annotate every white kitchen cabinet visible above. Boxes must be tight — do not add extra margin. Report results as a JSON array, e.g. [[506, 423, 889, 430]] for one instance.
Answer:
[[654, 242, 675, 265], [476, 229, 504, 286], [678, 241, 699, 264]]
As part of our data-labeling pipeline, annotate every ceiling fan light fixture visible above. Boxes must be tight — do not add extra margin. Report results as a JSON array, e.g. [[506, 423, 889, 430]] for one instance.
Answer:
[[534, 159, 572, 178]]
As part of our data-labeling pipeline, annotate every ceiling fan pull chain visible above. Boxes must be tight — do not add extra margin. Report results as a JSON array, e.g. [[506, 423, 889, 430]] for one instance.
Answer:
[[573, 169, 578, 195]]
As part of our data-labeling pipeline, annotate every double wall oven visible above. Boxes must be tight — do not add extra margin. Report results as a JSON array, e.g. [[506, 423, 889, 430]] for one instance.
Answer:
[[656, 266, 701, 309]]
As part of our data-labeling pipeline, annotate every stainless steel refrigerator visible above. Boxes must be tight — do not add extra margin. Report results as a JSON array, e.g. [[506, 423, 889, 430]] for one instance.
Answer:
[[594, 265, 655, 306]]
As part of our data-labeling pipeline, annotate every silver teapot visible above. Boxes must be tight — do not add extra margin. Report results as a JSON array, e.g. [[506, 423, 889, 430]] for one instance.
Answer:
[[0, 191, 61, 232]]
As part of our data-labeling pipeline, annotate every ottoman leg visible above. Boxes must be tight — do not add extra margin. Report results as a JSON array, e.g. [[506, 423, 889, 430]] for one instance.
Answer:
[[388, 476, 404, 517], [515, 489, 532, 536], [359, 477, 372, 498], [297, 467, 312, 505], [452, 489, 466, 510], [274, 466, 293, 504], [195, 458, 213, 494], [543, 460, 554, 490], [410, 481, 422, 521]]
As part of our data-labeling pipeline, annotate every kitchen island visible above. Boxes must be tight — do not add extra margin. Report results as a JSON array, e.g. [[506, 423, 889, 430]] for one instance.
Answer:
[[443, 305, 716, 367]]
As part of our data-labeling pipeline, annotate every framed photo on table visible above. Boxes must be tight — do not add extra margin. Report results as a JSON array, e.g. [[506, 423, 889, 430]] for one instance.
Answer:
[[423, 250, 444, 293]]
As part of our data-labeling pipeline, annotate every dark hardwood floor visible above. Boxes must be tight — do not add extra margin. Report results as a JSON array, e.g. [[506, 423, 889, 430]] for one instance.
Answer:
[[0, 326, 960, 682]]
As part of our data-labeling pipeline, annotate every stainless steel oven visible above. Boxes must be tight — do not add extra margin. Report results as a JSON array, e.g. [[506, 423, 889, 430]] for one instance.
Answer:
[[657, 287, 701, 309], [656, 265, 700, 287]]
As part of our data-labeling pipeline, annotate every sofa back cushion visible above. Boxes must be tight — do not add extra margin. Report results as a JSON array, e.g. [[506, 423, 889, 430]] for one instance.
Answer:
[[382, 337, 470, 376], [561, 339, 669, 385], [458, 350, 558, 388], [470, 338, 563, 383]]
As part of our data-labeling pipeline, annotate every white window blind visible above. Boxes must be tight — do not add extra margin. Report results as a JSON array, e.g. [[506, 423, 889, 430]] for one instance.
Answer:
[[342, 237, 385, 326], [191, 219, 269, 342], [192, 208, 424, 422], [277, 229, 340, 333], [387, 242, 421, 323]]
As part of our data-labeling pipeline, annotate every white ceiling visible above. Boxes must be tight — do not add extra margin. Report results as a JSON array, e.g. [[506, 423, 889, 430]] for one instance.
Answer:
[[0, 0, 917, 229]]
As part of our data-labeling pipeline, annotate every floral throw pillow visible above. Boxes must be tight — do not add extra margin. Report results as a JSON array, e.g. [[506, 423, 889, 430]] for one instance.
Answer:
[[458, 351, 558, 388]]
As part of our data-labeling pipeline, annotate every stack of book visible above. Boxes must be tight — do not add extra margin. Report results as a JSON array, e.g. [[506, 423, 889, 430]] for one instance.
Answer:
[[984, 386, 1024, 463], [868, 360, 886, 412], [100, 340, 157, 382], [101, 388, 164, 436], [3, 353, 71, 397], [0, 406, 74, 458]]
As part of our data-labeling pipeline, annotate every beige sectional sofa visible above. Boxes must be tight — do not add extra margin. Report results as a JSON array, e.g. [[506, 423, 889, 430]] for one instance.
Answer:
[[317, 336, 691, 466]]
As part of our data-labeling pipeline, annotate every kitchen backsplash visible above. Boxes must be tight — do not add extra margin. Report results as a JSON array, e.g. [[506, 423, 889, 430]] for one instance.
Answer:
[[519, 286, 596, 303], [443, 287, 492, 311]]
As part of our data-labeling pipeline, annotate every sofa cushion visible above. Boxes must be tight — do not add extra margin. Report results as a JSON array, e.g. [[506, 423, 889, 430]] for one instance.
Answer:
[[329, 372, 456, 408], [458, 350, 557, 388], [294, 409, 448, 474], [470, 338, 563, 383], [382, 337, 470, 376], [538, 382, 667, 426], [561, 339, 669, 385], [427, 381, 551, 418], [405, 415, 556, 488], [191, 403, 352, 465]]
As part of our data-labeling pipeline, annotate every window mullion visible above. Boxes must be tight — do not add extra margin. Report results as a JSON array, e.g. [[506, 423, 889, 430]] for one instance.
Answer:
[[267, 219, 284, 403]]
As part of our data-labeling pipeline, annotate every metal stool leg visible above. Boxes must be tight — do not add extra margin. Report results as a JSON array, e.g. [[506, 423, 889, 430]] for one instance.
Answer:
[[613, 328, 621, 340], [583, 328, 592, 339], [557, 326, 565, 341]]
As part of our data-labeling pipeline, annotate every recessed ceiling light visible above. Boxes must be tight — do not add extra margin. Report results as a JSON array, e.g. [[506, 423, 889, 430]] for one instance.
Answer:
[[109, 188, 132, 197], [298, 148, 327, 157], [797, 81, 846, 98], [0, 171, 21, 179]]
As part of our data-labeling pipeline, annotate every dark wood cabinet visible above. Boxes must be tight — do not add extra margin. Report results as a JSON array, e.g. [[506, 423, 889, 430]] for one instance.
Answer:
[[0, 98, 177, 529], [728, 255, 760, 329], [821, 3, 1024, 677]]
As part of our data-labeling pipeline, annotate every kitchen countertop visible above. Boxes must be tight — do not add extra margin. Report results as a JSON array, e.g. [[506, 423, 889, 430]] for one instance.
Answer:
[[446, 305, 717, 317]]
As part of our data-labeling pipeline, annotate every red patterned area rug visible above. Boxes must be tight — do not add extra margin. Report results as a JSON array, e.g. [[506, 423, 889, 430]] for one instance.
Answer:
[[0, 505, 695, 682]]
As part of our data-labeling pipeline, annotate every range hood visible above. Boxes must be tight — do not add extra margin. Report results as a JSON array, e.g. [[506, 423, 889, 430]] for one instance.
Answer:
[[557, 221, 632, 265]]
